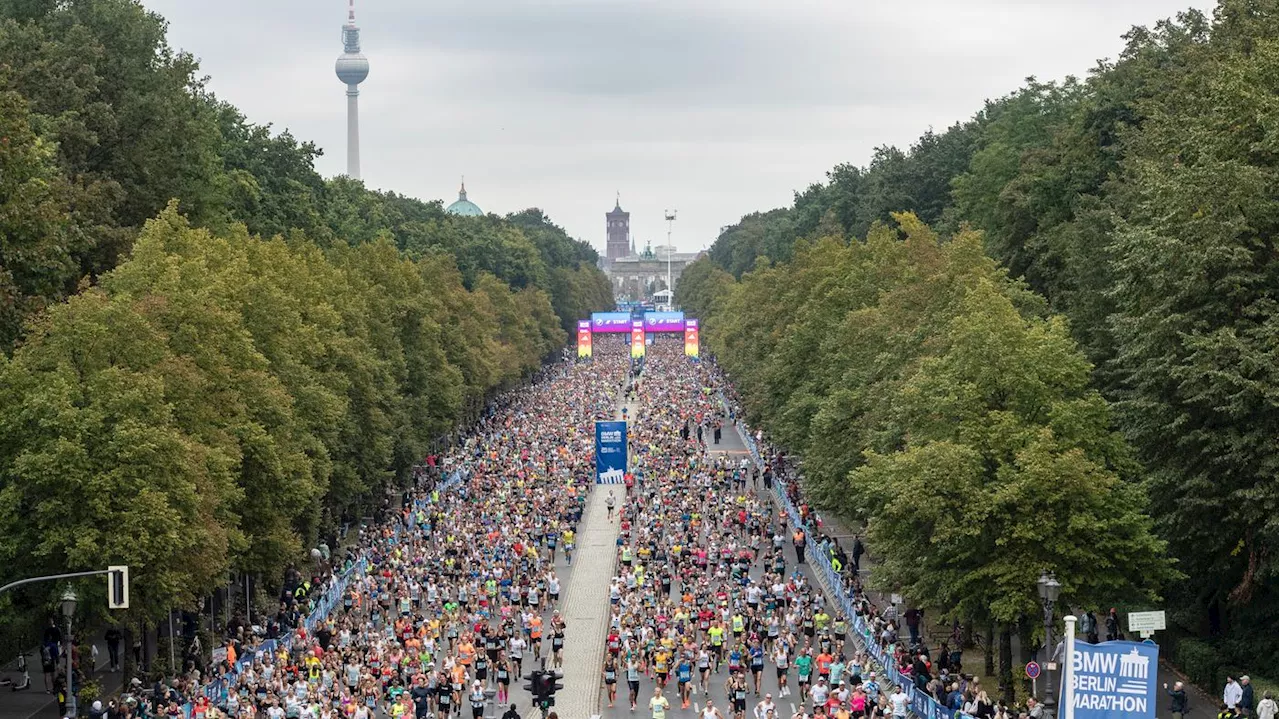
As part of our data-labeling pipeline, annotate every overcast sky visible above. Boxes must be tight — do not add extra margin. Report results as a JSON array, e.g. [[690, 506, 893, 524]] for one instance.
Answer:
[[143, 0, 1211, 254]]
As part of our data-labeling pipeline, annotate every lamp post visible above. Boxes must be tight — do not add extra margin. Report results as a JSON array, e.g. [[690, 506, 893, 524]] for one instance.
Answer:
[[664, 210, 677, 307], [1038, 571, 1061, 718], [61, 586, 77, 718]]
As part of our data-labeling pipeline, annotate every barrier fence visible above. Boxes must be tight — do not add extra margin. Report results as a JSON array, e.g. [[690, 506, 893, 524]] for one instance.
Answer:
[[718, 390, 972, 719], [189, 468, 468, 715]]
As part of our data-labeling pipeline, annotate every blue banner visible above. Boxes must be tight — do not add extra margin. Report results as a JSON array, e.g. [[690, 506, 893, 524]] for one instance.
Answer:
[[1063, 641, 1158, 719], [595, 420, 627, 484], [643, 311, 685, 332], [591, 312, 632, 333]]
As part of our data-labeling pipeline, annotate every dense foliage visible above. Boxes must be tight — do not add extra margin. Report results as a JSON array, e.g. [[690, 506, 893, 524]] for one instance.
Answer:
[[683, 218, 1177, 694], [0, 0, 610, 629], [683, 0, 1276, 686]]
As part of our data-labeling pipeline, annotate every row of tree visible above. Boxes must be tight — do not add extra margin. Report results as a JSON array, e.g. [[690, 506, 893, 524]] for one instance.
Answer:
[[682, 217, 1175, 696], [0, 207, 567, 619], [0, 0, 612, 632], [683, 0, 1276, 687]]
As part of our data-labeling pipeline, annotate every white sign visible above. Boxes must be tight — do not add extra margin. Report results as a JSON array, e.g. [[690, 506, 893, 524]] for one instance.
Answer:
[[890, 593, 903, 605], [1127, 611, 1166, 634]]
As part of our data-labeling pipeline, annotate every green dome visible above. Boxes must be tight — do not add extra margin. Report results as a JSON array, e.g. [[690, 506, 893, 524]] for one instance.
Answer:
[[446, 182, 483, 216]]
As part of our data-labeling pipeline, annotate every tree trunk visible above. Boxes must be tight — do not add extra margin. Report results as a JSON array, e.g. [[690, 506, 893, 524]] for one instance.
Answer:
[[141, 621, 151, 676], [985, 621, 996, 677], [999, 625, 1014, 704], [122, 621, 134, 682]]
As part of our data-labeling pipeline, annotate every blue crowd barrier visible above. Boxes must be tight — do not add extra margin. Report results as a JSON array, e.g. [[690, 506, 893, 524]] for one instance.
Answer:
[[717, 390, 973, 719]]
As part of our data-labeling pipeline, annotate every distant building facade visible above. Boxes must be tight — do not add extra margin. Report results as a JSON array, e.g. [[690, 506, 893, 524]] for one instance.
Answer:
[[606, 246, 702, 304], [599, 196, 703, 304]]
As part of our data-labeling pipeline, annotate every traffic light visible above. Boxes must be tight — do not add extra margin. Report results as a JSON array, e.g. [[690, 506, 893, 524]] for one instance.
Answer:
[[107, 566, 129, 609], [523, 670, 563, 707], [534, 672, 553, 698]]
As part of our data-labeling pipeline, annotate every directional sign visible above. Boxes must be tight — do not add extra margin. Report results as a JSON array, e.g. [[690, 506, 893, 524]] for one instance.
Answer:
[[1127, 611, 1166, 635], [1027, 661, 1042, 679]]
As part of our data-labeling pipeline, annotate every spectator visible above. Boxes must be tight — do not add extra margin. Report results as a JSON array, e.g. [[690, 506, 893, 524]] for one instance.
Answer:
[[1164, 681, 1188, 719], [1256, 692, 1276, 719], [1226, 677, 1244, 710]]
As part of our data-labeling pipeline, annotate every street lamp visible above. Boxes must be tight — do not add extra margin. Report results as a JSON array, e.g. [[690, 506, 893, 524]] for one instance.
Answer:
[[61, 586, 77, 718], [664, 210, 677, 307], [1038, 572, 1061, 718]]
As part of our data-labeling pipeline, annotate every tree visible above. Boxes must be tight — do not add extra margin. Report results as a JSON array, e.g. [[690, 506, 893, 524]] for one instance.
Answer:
[[849, 279, 1172, 699], [0, 88, 110, 351], [1102, 0, 1278, 657], [0, 288, 239, 621]]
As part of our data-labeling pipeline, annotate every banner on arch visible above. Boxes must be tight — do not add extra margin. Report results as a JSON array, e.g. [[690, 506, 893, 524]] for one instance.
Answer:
[[684, 318, 700, 357], [576, 320, 592, 358]]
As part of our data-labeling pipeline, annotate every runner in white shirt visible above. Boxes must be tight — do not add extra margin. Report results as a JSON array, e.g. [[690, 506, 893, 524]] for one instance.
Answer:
[[754, 694, 778, 719], [890, 686, 910, 719]]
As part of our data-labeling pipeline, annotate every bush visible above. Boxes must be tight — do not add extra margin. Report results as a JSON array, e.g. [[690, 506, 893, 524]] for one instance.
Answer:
[[1176, 638, 1227, 690]]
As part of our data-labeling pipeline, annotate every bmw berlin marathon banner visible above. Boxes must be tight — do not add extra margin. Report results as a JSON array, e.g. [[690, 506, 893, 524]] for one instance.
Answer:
[[1063, 641, 1158, 719], [595, 420, 628, 484]]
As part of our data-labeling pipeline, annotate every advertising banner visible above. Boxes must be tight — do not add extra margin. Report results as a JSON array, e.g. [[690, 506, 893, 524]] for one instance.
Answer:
[[576, 320, 592, 358], [590, 312, 632, 333], [1062, 641, 1158, 719], [643, 311, 686, 332], [684, 318, 700, 357], [594, 420, 627, 484], [630, 319, 646, 358]]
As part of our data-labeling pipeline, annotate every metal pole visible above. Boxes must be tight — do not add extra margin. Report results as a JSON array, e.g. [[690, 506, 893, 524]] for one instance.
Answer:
[[664, 210, 676, 307], [168, 612, 175, 671], [65, 614, 76, 718], [1063, 615, 1077, 719], [1044, 599, 1056, 717], [0, 569, 111, 597]]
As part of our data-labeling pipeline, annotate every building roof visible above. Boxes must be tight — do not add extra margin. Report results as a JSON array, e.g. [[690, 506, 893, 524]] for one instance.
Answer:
[[607, 192, 629, 217], [446, 181, 483, 216]]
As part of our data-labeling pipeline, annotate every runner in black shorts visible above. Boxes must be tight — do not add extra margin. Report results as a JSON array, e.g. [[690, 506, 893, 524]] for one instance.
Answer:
[[727, 673, 749, 719], [603, 655, 619, 708]]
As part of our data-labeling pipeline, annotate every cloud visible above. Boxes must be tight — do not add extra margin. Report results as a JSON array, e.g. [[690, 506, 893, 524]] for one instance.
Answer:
[[144, 0, 1212, 253]]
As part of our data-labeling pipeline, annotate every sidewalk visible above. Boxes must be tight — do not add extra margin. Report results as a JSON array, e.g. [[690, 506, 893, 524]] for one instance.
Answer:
[[0, 638, 118, 719]]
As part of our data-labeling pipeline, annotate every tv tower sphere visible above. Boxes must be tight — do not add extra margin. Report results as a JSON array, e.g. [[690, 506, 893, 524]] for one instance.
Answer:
[[335, 0, 368, 178], [335, 53, 369, 85]]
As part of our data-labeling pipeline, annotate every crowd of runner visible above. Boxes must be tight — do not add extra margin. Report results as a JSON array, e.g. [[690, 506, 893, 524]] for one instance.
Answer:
[[607, 341, 1009, 719], [609, 343, 874, 719], [103, 338, 634, 719], [85, 332, 1000, 719]]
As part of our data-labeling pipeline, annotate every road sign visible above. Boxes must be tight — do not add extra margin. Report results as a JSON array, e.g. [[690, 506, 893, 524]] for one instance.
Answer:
[[1127, 611, 1165, 638], [1026, 661, 1042, 679]]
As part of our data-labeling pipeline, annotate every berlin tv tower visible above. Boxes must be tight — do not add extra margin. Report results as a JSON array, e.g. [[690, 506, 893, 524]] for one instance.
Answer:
[[334, 0, 369, 179]]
